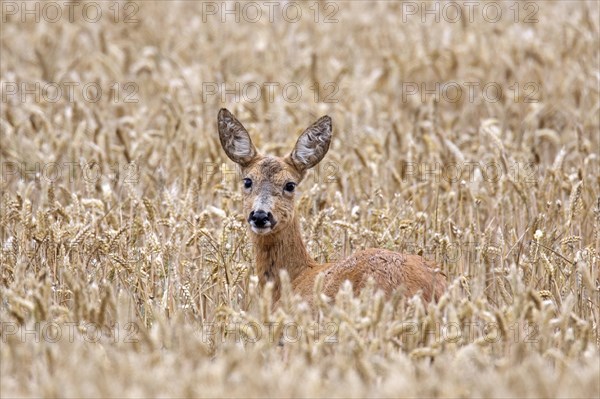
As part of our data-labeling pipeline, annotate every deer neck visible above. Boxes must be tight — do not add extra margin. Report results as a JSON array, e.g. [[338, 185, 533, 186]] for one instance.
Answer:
[[251, 214, 316, 293]]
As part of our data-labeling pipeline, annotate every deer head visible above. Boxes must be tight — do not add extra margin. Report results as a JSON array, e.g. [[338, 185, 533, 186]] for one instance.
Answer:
[[217, 108, 332, 236]]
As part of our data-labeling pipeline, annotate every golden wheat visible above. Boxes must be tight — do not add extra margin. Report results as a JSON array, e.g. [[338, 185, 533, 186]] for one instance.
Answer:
[[1, 1, 599, 398]]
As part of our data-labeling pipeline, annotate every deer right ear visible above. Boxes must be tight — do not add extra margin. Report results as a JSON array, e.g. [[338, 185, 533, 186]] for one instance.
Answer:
[[289, 115, 332, 172], [218, 108, 258, 166]]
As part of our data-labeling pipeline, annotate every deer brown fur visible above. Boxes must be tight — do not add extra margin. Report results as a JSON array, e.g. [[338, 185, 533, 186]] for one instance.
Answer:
[[217, 108, 446, 307]]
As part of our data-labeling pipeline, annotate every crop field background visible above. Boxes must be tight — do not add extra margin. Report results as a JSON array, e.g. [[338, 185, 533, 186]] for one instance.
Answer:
[[1, 0, 599, 397]]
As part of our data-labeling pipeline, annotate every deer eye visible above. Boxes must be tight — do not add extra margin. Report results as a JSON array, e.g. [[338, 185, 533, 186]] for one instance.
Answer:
[[284, 182, 296, 192], [243, 178, 252, 189]]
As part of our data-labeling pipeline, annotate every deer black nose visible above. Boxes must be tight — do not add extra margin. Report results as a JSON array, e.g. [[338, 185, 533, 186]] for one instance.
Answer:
[[248, 210, 271, 228]]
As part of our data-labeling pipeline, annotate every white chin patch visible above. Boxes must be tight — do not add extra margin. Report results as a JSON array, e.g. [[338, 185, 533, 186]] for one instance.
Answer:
[[250, 226, 272, 235]]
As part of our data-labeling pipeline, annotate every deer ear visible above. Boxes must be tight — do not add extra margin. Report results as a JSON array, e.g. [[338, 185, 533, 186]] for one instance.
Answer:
[[218, 108, 258, 166], [289, 115, 332, 172]]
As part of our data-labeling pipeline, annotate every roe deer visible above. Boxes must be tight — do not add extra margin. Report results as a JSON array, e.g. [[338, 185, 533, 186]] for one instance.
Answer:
[[217, 108, 446, 307]]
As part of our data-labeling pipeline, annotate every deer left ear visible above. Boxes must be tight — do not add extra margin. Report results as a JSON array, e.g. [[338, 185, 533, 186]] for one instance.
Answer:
[[289, 115, 332, 172], [218, 108, 258, 166]]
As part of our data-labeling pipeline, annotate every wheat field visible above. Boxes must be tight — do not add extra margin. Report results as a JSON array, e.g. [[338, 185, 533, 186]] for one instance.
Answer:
[[1, 1, 599, 397]]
